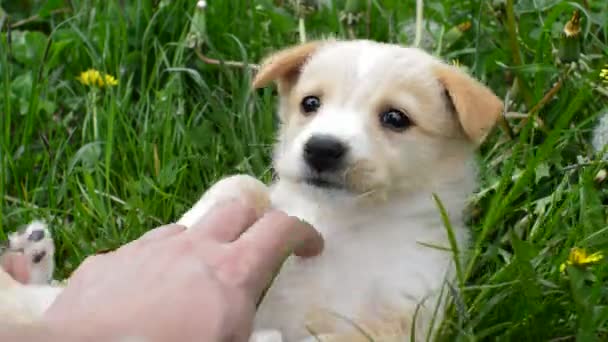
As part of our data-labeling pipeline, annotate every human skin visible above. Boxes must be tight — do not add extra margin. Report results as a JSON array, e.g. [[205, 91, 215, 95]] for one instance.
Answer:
[[0, 200, 324, 342]]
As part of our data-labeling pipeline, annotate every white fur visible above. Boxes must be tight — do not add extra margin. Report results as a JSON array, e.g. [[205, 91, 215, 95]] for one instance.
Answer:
[[277, 106, 372, 184], [356, 41, 386, 78], [0, 281, 63, 323], [254, 181, 471, 341]]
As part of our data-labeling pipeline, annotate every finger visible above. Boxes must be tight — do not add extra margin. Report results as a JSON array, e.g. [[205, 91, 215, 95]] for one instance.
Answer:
[[231, 210, 324, 297], [186, 200, 260, 243], [237, 211, 324, 259], [139, 224, 187, 242], [0, 252, 30, 284], [117, 224, 187, 252]]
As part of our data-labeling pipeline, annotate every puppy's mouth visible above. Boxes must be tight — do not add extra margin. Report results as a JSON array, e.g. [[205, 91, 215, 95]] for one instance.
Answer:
[[303, 174, 346, 190]]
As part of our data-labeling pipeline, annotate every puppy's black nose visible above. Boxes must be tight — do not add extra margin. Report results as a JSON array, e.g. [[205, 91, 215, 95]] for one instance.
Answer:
[[303, 135, 347, 172]]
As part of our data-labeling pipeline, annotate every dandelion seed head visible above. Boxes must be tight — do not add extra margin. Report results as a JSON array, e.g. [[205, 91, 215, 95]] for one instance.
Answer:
[[563, 10, 581, 38]]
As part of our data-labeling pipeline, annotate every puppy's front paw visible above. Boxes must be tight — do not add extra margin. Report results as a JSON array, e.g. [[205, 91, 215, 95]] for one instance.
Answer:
[[177, 174, 271, 229], [7, 220, 55, 285], [249, 329, 284, 342]]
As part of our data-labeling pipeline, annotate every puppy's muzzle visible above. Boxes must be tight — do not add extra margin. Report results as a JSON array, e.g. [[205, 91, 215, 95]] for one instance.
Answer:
[[303, 135, 348, 172]]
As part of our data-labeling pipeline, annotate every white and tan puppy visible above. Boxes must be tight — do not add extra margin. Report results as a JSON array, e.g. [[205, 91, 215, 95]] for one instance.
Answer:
[[179, 39, 503, 341]]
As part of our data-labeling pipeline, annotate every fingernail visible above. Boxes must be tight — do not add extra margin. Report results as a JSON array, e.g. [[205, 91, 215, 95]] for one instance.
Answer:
[[295, 233, 324, 258]]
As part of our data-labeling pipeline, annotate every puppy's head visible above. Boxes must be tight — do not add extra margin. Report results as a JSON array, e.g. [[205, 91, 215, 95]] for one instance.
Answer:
[[254, 40, 502, 197]]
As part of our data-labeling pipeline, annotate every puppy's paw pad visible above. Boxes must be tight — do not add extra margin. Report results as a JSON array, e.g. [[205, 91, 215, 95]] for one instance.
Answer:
[[27, 229, 46, 242], [8, 220, 55, 284], [9, 220, 52, 249], [31, 250, 47, 264]]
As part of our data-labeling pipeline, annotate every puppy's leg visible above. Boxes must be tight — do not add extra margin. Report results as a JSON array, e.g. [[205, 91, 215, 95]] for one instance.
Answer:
[[0, 220, 63, 323], [177, 175, 271, 229]]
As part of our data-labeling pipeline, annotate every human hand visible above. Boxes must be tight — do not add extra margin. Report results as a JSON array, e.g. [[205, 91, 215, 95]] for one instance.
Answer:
[[42, 200, 323, 341]]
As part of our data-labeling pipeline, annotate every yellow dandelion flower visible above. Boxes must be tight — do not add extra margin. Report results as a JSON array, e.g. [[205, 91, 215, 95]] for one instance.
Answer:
[[600, 65, 608, 83], [103, 74, 118, 87], [457, 21, 472, 33], [560, 247, 604, 273], [77, 68, 118, 88]]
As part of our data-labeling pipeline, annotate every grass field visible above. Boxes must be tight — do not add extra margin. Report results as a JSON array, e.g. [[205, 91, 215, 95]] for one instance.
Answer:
[[2, 0, 608, 340]]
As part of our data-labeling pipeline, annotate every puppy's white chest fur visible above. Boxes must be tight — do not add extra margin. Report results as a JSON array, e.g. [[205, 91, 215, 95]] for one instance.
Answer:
[[253, 181, 469, 341]]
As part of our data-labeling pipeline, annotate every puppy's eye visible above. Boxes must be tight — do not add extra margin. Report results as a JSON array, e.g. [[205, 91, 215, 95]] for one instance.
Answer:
[[380, 109, 411, 131], [301, 96, 321, 114]]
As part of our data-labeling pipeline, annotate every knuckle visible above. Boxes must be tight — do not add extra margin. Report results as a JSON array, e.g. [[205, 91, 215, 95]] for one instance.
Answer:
[[176, 238, 197, 256], [216, 250, 254, 288]]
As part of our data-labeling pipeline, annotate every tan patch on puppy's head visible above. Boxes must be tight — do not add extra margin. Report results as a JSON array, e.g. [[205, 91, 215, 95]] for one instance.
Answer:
[[434, 65, 503, 145]]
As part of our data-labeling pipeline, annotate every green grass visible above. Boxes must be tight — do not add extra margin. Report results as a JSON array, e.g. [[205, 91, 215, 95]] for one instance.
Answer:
[[1, 0, 608, 340]]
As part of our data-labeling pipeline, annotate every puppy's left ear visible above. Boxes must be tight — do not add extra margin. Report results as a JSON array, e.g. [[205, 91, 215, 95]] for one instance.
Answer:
[[434, 65, 503, 145], [252, 40, 325, 93]]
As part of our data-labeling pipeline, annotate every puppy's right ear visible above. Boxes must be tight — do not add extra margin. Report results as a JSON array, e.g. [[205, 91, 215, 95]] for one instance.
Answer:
[[252, 41, 323, 93], [434, 64, 503, 146]]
